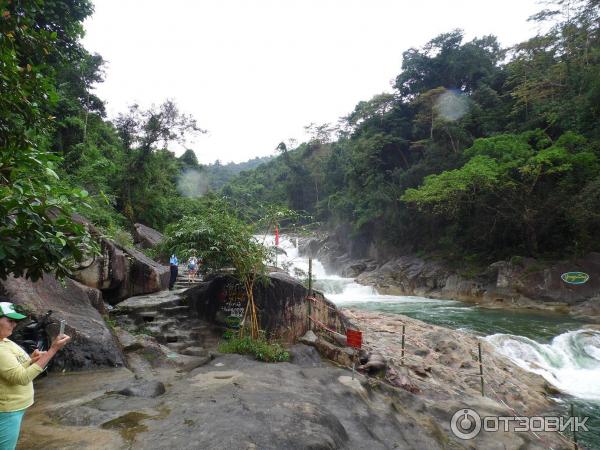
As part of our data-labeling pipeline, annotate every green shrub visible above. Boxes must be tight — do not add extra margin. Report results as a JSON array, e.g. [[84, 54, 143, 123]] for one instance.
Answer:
[[219, 335, 289, 362], [510, 255, 524, 267], [103, 315, 117, 331]]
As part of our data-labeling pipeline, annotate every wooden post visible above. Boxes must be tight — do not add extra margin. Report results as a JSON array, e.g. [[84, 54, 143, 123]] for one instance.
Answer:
[[401, 324, 406, 365], [571, 403, 578, 449], [307, 258, 313, 331], [478, 342, 485, 397], [308, 258, 313, 297]]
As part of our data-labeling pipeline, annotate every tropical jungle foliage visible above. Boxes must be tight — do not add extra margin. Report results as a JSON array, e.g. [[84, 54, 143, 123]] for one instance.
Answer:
[[223, 0, 600, 262], [1, 0, 599, 283]]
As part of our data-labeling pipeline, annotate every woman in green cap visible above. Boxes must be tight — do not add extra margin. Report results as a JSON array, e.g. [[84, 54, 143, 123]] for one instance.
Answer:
[[0, 297, 70, 450]]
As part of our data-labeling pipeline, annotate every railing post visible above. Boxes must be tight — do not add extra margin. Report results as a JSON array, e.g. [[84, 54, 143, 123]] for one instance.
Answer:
[[571, 403, 578, 449], [478, 342, 485, 397], [401, 324, 405, 365], [308, 258, 313, 297]]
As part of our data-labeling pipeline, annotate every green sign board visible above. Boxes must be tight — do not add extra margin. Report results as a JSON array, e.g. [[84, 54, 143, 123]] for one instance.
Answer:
[[561, 272, 590, 285]]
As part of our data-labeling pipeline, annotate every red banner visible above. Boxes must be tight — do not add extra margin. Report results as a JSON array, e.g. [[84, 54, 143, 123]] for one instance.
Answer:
[[346, 329, 362, 349]]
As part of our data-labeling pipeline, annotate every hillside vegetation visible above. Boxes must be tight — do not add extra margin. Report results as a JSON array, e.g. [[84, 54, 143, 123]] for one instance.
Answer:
[[223, 1, 600, 262], [1, 0, 599, 281]]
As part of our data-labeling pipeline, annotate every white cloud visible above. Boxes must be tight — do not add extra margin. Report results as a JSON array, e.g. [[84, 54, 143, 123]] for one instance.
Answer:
[[84, 0, 541, 164]]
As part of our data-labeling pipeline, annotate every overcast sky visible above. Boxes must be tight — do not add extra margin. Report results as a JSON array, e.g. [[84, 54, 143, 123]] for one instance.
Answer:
[[83, 0, 543, 164]]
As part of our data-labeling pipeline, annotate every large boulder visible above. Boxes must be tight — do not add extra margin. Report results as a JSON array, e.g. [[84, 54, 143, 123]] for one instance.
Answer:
[[1, 275, 125, 370], [133, 223, 163, 249], [72, 238, 170, 304], [186, 272, 349, 343]]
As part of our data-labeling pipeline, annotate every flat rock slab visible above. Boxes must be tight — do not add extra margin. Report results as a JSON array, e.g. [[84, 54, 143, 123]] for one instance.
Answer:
[[21, 353, 569, 450], [288, 343, 322, 367], [115, 291, 183, 313], [116, 380, 166, 398], [181, 346, 208, 357]]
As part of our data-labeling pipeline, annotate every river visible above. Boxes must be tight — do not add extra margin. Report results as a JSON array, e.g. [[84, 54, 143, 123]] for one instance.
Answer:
[[269, 235, 600, 449]]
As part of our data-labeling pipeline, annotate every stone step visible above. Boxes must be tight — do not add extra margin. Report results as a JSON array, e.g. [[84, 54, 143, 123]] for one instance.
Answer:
[[145, 319, 177, 333], [156, 330, 193, 344], [114, 291, 184, 314], [181, 346, 208, 357], [190, 329, 217, 340], [173, 284, 200, 290], [166, 341, 191, 352], [160, 305, 190, 316], [138, 311, 159, 322]]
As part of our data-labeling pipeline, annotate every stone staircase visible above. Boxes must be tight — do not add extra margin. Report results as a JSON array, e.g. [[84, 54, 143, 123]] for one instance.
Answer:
[[172, 265, 202, 290], [113, 287, 221, 362]]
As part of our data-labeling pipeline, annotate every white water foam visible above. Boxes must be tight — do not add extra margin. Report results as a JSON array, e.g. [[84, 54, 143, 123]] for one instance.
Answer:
[[486, 330, 600, 400], [266, 235, 398, 299]]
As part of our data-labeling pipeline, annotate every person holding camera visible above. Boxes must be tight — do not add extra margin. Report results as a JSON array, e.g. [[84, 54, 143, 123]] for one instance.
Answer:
[[0, 299, 71, 450]]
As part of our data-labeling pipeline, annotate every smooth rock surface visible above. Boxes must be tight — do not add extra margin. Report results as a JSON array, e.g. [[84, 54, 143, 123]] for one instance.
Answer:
[[2, 274, 125, 370], [133, 223, 164, 249], [20, 352, 569, 449], [116, 380, 166, 398], [72, 238, 169, 304]]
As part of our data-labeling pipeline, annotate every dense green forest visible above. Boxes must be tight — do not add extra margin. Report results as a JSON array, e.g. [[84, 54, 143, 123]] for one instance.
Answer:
[[224, 0, 600, 262], [1, 0, 599, 281], [205, 156, 274, 191], [0, 0, 245, 278]]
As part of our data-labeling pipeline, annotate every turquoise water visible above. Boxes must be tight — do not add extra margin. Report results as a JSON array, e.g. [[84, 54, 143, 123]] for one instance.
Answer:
[[339, 298, 588, 342]]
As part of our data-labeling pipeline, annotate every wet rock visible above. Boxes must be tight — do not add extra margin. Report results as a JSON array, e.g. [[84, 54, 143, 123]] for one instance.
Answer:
[[341, 262, 367, 278], [117, 380, 166, 398], [175, 355, 213, 373], [133, 223, 163, 249], [21, 342, 570, 450], [299, 330, 318, 345], [187, 273, 349, 344], [358, 353, 387, 374], [313, 337, 354, 367], [181, 346, 207, 357], [72, 238, 170, 304], [116, 328, 144, 352], [2, 274, 125, 370], [288, 344, 322, 367], [386, 367, 420, 394]]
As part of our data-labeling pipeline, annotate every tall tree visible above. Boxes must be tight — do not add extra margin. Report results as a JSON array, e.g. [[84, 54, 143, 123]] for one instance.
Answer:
[[0, 0, 97, 280]]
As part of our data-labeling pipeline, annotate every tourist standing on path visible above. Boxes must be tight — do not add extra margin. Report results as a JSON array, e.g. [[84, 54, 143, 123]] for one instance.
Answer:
[[169, 254, 179, 290], [0, 299, 71, 450], [187, 252, 199, 282]]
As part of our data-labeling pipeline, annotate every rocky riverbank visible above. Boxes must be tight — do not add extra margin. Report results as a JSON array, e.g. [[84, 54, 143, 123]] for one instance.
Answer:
[[299, 235, 600, 322], [19, 304, 573, 449]]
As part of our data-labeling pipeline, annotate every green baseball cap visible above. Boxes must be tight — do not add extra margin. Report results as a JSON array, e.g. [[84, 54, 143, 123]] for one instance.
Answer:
[[0, 302, 27, 320]]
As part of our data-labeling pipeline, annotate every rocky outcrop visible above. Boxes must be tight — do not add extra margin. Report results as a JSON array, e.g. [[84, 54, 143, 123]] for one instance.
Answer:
[[1, 274, 125, 370], [300, 234, 600, 320], [20, 344, 571, 449], [133, 223, 163, 249], [186, 271, 349, 343], [72, 238, 169, 304], [353, 254, 600, 318]]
